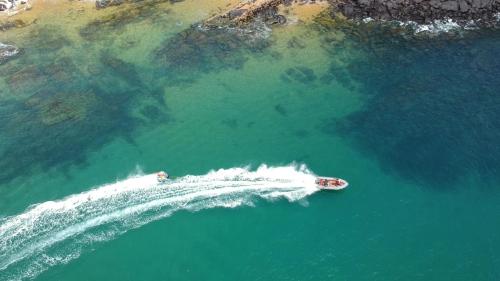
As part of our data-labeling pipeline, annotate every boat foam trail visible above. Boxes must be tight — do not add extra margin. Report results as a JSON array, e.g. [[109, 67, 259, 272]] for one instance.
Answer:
[[0, 164, 318, 281]]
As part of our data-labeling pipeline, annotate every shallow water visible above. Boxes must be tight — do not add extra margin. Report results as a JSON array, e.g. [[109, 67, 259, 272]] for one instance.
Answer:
[[1, 1, 500, 281]]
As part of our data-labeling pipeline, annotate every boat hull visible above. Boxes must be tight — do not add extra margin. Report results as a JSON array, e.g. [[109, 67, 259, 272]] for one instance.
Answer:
[[315, 177, 348, 190]]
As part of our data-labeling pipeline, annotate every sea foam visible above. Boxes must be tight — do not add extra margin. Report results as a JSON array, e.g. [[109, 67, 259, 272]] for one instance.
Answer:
[[0, 164, 318, 281]]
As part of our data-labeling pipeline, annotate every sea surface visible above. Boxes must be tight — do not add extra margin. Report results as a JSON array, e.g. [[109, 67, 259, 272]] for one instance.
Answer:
[[1, 1, 500, 281]]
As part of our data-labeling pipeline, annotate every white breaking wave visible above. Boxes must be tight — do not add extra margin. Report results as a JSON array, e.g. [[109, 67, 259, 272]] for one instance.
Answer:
[[0, 43, 20, 60], [396, 18, 468, 34], [0, 164, 318, 281]]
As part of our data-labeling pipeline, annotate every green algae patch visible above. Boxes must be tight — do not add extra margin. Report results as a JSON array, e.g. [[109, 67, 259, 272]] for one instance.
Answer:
[[26, 91, 98, 126], [79, 1, 171, 41], [0, 18, 35, 31], [154, 24, 272, 82], [27, 26, 72, 52]]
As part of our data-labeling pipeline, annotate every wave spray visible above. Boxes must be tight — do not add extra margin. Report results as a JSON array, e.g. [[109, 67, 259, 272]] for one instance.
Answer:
[[0, 164, 318, 281]]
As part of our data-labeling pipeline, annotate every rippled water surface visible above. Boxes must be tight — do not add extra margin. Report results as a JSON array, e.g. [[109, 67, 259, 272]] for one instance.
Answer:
[[1, 1, 500, 281]]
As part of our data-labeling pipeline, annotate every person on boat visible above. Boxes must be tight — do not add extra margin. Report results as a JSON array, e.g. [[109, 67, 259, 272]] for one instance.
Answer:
[[157, 171, 169, 183]]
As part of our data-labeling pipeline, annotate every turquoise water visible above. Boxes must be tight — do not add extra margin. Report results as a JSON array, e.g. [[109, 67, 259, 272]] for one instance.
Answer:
[[1, 2, 500, 280]]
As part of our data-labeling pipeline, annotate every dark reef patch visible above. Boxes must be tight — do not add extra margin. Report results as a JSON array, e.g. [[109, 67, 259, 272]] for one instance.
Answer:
[[153, 24, 270, 83], [80, 2, 169, 41], [281, 66, 317, 84], [139, 104, 169, 123], [329, 0, 500, 28], [317, 21, 500, 187], [95, 0, 183, 9], [222, 118, 239, 129], [0, 18, 34, 31], [274, 104, 288, 116], [0, 51, 169, 185], [97, 53, 166, 103], [0, 87, 136, 184], [101, 52, 142, 86], [27, 26, 72, 53], [287, 36, 306, 49], [320, 64, 355, 90], [4, 57, 80, 95]]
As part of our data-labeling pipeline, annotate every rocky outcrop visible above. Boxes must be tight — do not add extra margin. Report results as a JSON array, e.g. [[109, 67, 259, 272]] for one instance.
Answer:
[[95, 0, 184, 9], [0, 0, 13, 12], [0, 42, 20, 64], [330, 0, 500, 27], [95, 0, 124, 9], [0, 0, 30, 14], [204, 0, 288, 26]]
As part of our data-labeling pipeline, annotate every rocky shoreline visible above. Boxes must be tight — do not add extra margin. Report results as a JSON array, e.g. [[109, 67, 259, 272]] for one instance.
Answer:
[[204, 0, 500, 30], [329, 0, 500, 28], [204, 0, 287, 26], [2, 0, 500, 35], [9, 0, 498, 30], [0, 0, 30, 14], [204, 0, 500, 29]]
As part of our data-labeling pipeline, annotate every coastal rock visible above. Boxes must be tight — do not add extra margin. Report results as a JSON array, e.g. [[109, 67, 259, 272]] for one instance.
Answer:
[[329, 0, 500, 28], [95, 0, 125, 9], [204, 0, 287, 26], [266, 14, 287, 24], [228, 8, 248, 18], [0, 42, 20, 64], [441, 1, 459, 11], [470, 0, 490, 9], [459, 0, 470, 12]]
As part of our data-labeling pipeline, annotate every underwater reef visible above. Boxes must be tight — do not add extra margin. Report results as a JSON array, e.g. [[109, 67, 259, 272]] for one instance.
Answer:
[[154, 23, 271, 83], [0, 50, 169, 184], [316, 17, 500, 186]]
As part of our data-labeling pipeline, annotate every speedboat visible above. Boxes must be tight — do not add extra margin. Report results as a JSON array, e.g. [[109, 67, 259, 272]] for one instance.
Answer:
[[157, 171, 169, 183], [315, 177, 348, 190]]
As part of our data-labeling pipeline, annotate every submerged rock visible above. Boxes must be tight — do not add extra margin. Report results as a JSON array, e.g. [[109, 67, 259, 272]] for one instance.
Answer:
[[204, 0, 288, 27], [95, 0, 184, 9], [26, 91, 97, 126], [101, 53, 141, 85], [154, 23, 270, 81], [0, 18, 32, 31], [27, 27, 72, 53], [5, 57, 78, 92], [95, 0, 125, 9], [318, 22, 500, 187], [281, 66, 317, 84], [0, 42, 20, 64], [81, 1, 171, 40]]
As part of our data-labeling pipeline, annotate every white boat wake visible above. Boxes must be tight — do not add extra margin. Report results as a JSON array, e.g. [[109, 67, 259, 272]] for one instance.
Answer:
[[0, 164, 318, 281]]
